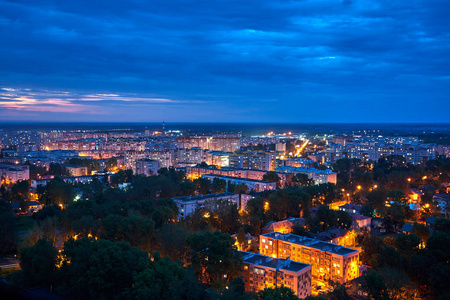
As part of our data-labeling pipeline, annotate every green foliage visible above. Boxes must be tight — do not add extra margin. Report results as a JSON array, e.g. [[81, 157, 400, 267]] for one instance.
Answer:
[[262, 172, 281, 187], [394, 234, 420, 258], [367, 188, 387, 211], [360, 203, 374, 217], [40, 177, 73, 206], [125, 253, 204, 300], [365, 269, 389, 300], [56, 238, 148, 300], [257, 286, 297, 300], [0, 200, 16, 254], [291, 173, 314, 187], [187, 231, 242, 284], [19, 238, 58, 287]]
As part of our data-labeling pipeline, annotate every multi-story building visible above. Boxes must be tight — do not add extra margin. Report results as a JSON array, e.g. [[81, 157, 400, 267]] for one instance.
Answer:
[[209, 137, 240, 152], [0, 163, 30, 184], [205, 151, 229, 167], [186, 166, 294, 188], [276, 166, 337, 185], [325, 139, 436, 165], [172, 192, 240, 219], [260, 232, 359, 284], [201, 174, 277, 192], [134, 159, 161, 176], [229, 152, 276, 171], [285, 158, 316, 169], [239, 251, 312, 298], [65, 165, 88, 177]]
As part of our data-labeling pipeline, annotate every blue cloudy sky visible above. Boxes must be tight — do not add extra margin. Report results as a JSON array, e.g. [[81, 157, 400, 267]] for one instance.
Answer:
[[0, 0, 449, 123]]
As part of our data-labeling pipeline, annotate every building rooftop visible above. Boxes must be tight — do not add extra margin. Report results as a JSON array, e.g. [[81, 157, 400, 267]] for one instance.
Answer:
[[201, 174, 273, 183], [238, 251, 310, 273], [172, 192, 237, 202], [262, 232, 358, 256]]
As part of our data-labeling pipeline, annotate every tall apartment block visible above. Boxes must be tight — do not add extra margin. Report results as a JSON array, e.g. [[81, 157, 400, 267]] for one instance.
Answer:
[[260, 232, 359, 284], [239, 251, 312, 299]]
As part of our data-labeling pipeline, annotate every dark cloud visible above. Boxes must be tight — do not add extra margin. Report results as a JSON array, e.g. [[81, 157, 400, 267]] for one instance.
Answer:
[[0, 0, 449, 122]]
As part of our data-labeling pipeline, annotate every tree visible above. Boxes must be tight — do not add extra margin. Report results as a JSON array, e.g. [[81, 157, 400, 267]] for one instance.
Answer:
[[367, 188, 388, 212], [212, 178, 227, 193], [194, 177, 212, 195], [41, 177, 73, 206], [258, 286, 297, 300], [394, 234, 420, 258], [237, 227, 247, 251], [187, 231, 242, 284], [263, 171, 281, 187], [360, 203, 374, 217], [56, 238, 148, 300], [291, 173, 314, 187], [0, 200, 16, 254], [365, 269, 389, 300], [20, 238, 58, 287], [412, 223, 430, 246], [126, 252, 203, 300]]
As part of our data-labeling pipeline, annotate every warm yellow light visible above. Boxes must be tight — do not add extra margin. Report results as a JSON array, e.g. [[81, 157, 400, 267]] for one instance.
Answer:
[[357, 185, 361, 190], [407, 178, 411, 182], [203, 212, 210, 218], [264, 202, 270, 212], [425, 203, 429, 208], [422, 176, 427, 180], [373, 185, 377, 189]]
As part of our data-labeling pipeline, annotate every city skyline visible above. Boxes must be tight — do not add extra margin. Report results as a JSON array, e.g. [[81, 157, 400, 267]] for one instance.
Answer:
[[1, 0, 449, 123]]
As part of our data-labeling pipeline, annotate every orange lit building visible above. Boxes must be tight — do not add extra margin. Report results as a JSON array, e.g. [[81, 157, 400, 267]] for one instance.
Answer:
[[260, 232, 359, 284], [239, 251, 312, 298]]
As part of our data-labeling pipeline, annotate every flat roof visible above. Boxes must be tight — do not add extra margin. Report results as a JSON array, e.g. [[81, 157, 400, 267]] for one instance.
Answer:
[[201, 174, 273, 183], [262, 232, 358, 256], [238, 251, 310, 273], [172, 192, 237, 202]]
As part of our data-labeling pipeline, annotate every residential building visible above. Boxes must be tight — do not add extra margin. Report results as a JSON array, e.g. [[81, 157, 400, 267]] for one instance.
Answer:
[[339, 204, 362, 215], [276, 166, 337, 185], [172, 192, 240, 219], [65, 165, 88, 177], [134, 159, 161, 176], [239, 251, 312, 298], [0, 163, 30, 183], [260, 232, 359, 284], [201, 174, 277, 192]]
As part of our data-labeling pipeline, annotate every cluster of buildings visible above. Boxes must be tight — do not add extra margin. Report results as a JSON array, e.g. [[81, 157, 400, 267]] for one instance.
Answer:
[[325, 135, 438, 165], [237, 230, 360, 298]]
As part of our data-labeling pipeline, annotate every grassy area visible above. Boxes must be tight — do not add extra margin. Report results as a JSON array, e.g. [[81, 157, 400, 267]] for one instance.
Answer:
[[14, 216, 36, 232]]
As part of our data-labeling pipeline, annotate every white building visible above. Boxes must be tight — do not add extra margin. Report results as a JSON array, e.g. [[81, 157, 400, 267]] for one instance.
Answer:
[[201, 174, 277, 192], [134, 159, 161, 176], [172, 192, 240, 219]]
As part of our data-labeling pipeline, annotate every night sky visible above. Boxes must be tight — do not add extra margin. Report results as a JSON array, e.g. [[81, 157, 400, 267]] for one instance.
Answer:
[[0, 0, 449, 123]]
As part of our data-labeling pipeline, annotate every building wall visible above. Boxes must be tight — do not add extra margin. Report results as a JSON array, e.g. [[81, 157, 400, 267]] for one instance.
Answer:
[[260, 233, 359, 284]]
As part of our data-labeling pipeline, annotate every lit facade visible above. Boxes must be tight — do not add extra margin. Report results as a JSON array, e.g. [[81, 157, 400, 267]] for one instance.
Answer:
[[239, 251, 312, 299], [260, 232, 359, 284]]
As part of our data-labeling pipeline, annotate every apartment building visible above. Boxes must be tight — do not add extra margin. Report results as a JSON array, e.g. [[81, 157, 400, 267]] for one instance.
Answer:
[[239, 251, 312, 298], [201, 174, 277, 192], [229, 152, 276, 171], [64, 165, 88, 177], [172, 192, 240, 219], [0, 163, 30, 183], [134, 159, 161, 176], [186, 166, 294, 188], [276, 166, 337, 185], [260, 232, 359, 284]]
